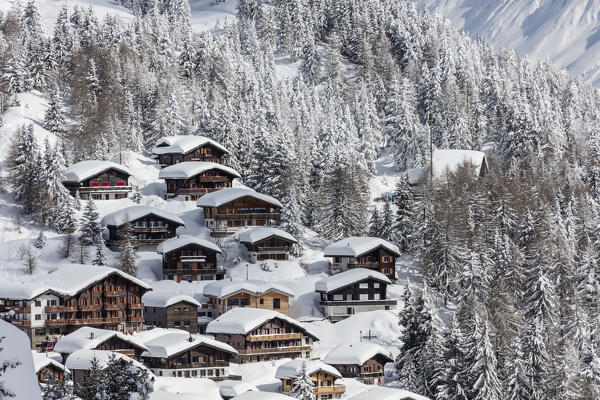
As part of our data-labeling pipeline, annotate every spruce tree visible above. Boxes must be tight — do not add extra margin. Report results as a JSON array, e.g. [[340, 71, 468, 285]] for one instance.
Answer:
[[33, 231, 46, 249], [380, 201, 394, 242], [504, 337, 531, 400], [74, 356, 105, 400], [369, 206, 382, 238], [118, 222, 137, 275], [394, 175, 414, 251], [79, 198, 102, 246], [290, 361, 316, 400]]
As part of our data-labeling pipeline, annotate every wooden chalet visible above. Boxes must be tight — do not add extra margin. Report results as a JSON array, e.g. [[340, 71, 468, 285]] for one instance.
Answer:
[[152, 135, 231, 167], [323, 342, 392, 384], [32, 351, 70, 384], [156, 235, 224, 282], [315, 269, 397, 321], [0, 266, 151, 349], [62, 160, 132, 200], [206, 308, 317, 363], [159, 162, 241, 201], [142, 293, 201, 333], [238, 227, 297, 263], [102, 206, 185, 251], [54, 326, 148, 363], [141, 331, 238, 380], [276, 359, 345, 400], [323, 237, 401, 281], [203, 280, 294, 316], [66, 349, 152, 386], [197, 188, 282, 236]]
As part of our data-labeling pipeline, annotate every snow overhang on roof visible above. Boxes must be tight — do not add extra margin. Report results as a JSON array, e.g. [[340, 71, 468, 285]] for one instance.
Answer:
[[152, 135, 230, 155], [323, 237, 400, 258], [158, 161, 241, 180], [196, 188, 283, 209], [156, 235, 222, 255], [203, 280, 294, 299], [62, 160, 132, 183], [238, 227, 297, 245], [315, 268, 391, 293], [101, 205, 185, 227]]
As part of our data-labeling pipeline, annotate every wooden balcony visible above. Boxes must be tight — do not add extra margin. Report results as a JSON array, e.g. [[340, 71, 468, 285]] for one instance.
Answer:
[[105, 303, 126, 310], [105, 290, 127, 297], [76, 186, 132, 194], [46, 319, 67, 326], [58, 305, 78, 312], [103, 317, 122, 323], [247, 333, 301, 342], [239, 346, 310, 355], [128, 316, 144, 322], [198, 176, 229, 182], [80, 304, 103, 311], [129, 303, 144, 309], [133, 226, 169, 232], [9, 319, 31, 326], [14, 307, 31, 313], [315, 385, 345, 395], [256, 247, 291, 253], [180, 255, 207, 261], [215, 213, 280, 221], [44, 306, 60, 313]]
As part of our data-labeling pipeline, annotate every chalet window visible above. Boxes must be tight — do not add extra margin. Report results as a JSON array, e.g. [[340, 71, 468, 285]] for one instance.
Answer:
[[183, 307, 189, 311], [227, 299, 239, 306], [373, 283, 380, 289], [259, 299, 264, 305], [192, 356, 199, 363], [102, 182, 110, 187], [116, 182, 125, 186], [359, 294, 369, 301], [333, 295, 343, 301], [382, 256, 393, 263], [35, 300, 41, 307], [273, 299, 281, 309], [174, 321, 181, 327], [359, 283, 368, 289], [35, 314, 41, 320], [91, 182, 100, 187], [174, 307, 180, 312], [334, 257, 342, 263], [373, 293, 380, 300], [184, 321, 190, 327]]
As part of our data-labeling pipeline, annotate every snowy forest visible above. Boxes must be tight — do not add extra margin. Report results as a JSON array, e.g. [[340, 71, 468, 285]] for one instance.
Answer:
[[3, 0, 600, 399]]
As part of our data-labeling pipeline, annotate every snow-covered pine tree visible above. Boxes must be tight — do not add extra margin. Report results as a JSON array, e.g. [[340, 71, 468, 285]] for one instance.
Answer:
[[369, 206, 382, 238], [92, 237, 107, 266], [7, 124, 40, 215], [0, 336, 21, 398], [380, 201, 394, 242], [503, 336, 531, 400], [393, 175, 414, 252], [22, 244, 38, 274], [74, 356, 105, 400], [79, 198, 102, 246], [41, 374, 75, 400], [290, 361, 316, 400], [33, 231, 46, 249], [44, 86, 67, 148], [117, 222, 137, 275]]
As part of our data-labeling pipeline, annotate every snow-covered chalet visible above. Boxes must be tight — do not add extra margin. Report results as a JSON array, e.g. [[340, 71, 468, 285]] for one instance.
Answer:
[[152, 135, 231, 167], [61, 160, 132, 200], [156, 235, 225, 282]]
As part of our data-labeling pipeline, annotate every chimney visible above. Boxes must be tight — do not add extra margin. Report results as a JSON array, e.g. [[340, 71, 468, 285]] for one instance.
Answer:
[[188, 333, 194, 343], [90, 332, 94, 340]]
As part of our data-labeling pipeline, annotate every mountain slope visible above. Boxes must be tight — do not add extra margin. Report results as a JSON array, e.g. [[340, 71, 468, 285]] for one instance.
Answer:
[[413, 0, 600, 87]]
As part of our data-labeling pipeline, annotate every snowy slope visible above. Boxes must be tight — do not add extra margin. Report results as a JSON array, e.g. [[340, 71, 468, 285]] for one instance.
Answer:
[[413, 0, 600, 87]]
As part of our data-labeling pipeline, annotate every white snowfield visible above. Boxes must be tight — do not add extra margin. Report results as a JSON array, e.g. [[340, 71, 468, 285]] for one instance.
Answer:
[[158, 161, 241, 180], [101, 205, 186, 227], [206, 308, 316, 338], [197, 188, 283, 208], [230, 391, 291, 400], [62, 160, 132, 183], [315, 268, 391, 293], [431, 149, 486, 179], [31, 350, 70, 374], [275, 358, 342, 379], [0, 264, 151, 299], [156, 235, 222, 254], [348, 386, 431, 400], [218, 380, 258, 399], [65, 349, 151, 373], [238, 227, 297, 244], [152, 135, 231, 155], [323, 237, 401, 258], [142, 332, 237, 358], [54, 326, 148, 354], [322, 342, 392, 365], [141, 292, 202, 308], [0, 321, 42, 399], [203, 279, 295, 299]]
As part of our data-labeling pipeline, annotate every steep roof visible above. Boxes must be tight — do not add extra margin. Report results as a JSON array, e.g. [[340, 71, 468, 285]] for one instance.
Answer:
[[156, 235, 222, 255], [101, 205, 185, 227], [62, 160, 132, 183], [347, 387, 430, 400], [197, 188, 282, 209], [275, 359, 342, 380], [142, 332, 237, 358], [31, 351, 70, 374], [315, 269, 391, 293], [432, 149, 487, 179], [158, 161, 241, 180], [203, 279, 294, 299], [322, 342, 392, 365], [65, 349, 150, 374], [54, 327, 148, 354], [206, 308, 317, 339], [0, 265, 152, 300], [141, 292, 202, 308], [238, 227, 297, 245], [152, 135, 230, 155], [323, 237, 400, 258]]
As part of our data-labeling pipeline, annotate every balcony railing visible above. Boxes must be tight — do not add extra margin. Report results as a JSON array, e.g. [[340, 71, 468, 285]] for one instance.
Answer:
[[129, 303, 144, 309], [247, 333, 301, 342], [165, 268, 221, 275], [128, 316, 144, 322], [180, 255, 207, 261], [104, 290, 127, 297], [58, 305, 78, 312], [46, 319, 68, 326], [320, 299, 397, 306], [315, 385, 346, 395], [77, 186, 132, 193], [133, 226, 169, 232], [239, 346, 310, 355], [105, 304, 126, 310], [9, 319, 31, 326], [14, 307, 31, 313], [44, 306, 60, 313], [197, 176, 229, 182], [215, 213, 280, 220], [256, 247, 291, 253]]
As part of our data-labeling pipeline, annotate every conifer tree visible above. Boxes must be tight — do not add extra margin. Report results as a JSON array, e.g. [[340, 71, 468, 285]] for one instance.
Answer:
[[369, 206, 382, 238], [118, 222, 137, 275], [380, 201, 394, 242], [290, 361, 316, 400], [41, 374, 75, 400], [74, 356, 105, 400], [394, 175, 414, 251], [33, 231, 46, 249], [44, 86, 67, 146], [79, 198, 102, 246], [504, 337, 531, 400]]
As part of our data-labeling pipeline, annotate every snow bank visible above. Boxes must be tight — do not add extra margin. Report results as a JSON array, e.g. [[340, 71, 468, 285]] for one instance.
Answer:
[[348, 386, 430, 400], [219, 380, 258, 398], [142, 292, 202, 308], [152, 135, 230, 155], [54, 326, 147, 354], [322, 342, 392, 365], [230, 392, 291, 400], [62, 160, 133, 183], [315, 268, 391, 293], [0, 321, 42, 399], [203, 279, 294, 298], [227, 260, 306, 282], [323, 237, 400, 258], [158, 161, 240, 179], [197, 188, 282, 208], [142, 332, 237, 358], [431, 149, 486, 178], [151, 376, 222, 400], [275, 358, 342, 379], [156, 235, 222, 254], [101, 205, 185, 227], [238, 227, 297, 244]]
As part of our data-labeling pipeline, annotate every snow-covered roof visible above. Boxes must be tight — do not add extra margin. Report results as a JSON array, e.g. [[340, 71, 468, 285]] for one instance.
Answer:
[[65, 349, 150, 373], [238, 227, 297, 245], [432, 149, 487, 179], [231, 392, 290, 400], [203, 279, 294, 299], [197, 188, 283, 209], [322, 342, 392, 365], [0, 321, 42, 399], [141, 292, 202, 308], [158, 161, 240, 180], [315, 269, 391, 293], [101, 205, 185, 227], [62, 160, 132, 183], [32, 351, 70, 374], [275, 359, 342, 380], [54, 327, 148, 354], [152, 135, 230, 155], [323, 237, 400, 258], [142, 332, 237, 358], [0, 265, 151, 300], [347, 387, 430, 400], [219, 380, 258, 399], [156, 235, 222, 255], [206, 308, 317, 339]]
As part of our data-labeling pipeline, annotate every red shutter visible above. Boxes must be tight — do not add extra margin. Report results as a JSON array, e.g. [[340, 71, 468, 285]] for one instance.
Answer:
[[91, 182, 99, 187]]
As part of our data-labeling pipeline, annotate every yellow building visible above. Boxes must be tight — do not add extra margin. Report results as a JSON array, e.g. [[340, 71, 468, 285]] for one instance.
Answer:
[[275, 359, 345, 400], [203, 280, 294, 316]]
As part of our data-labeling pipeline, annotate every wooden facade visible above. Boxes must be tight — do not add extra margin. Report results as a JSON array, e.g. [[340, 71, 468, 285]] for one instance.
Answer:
[[331, 246, 397, 281], [281, 370, 345, 399], [36, 363, 67, 384], [164, 169, 236, 201], [162, 243, 224, 282], [63, 168, 131, 200], [209, 290, 291, 316], [0, 274, 150, 349], [144, 301, 199, 333], [203, 197, 281, 235], [106, 214, 183, 250], [326, 354, 391, 384], [242, 236, 295, 263], [212, 318, 314, 363], [156, 143, 226, 167]]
